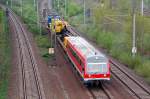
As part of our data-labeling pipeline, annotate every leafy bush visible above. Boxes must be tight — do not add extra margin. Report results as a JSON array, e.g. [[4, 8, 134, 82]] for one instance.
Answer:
[[136, 60, 150, 83], [35, 35, 50, 48], [0, 10, 11, 99], [68, 2, 82, 17], [53, 0, 82, 17], [97, 32, 115, 50], [69, 13, 83, 25], [0, 11, 2, 23], [110, 44, 142, 69], [110, 46, 123, 59]]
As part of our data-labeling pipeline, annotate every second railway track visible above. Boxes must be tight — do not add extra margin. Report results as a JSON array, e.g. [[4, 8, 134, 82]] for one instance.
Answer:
[[110, 61, 150, 99], [8, 8, 46, 99]]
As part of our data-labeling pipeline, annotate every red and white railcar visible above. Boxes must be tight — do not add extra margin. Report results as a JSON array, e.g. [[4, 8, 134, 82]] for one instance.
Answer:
[[63, 36, 110, 82]]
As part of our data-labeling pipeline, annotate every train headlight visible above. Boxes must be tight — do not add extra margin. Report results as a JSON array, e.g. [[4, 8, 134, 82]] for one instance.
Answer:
[[104, 74, 106, 77], [89, 75, 91, 77]]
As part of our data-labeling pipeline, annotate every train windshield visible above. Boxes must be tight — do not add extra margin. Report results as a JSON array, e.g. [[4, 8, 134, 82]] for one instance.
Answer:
[[87, 56, 108, 74]]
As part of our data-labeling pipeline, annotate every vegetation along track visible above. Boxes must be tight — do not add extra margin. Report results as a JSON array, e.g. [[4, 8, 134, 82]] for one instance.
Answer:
[[8, 8, 46, 99], [62, 25, 150, 99], [56, 36, 113, 99]]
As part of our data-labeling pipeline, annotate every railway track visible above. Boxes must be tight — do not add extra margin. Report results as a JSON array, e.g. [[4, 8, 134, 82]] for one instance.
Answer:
[[144, 8, 150, 16], [110, 61, 150, 99], [88, 82, 113, 99], [8, 8, 46, 99]]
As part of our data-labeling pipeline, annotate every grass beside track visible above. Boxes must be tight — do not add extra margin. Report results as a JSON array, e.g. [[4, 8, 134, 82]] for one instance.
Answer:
[[0, 9, 11, 99]]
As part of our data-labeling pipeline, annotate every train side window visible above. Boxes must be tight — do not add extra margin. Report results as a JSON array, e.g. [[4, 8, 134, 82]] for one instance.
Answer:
[[68, 46, 84, 68], [70, 47, 76, 57], [76, 56, 80, 63], [68, 47, 74, 56], [80, 61, 84, 72], [80, 61, 84, 68]]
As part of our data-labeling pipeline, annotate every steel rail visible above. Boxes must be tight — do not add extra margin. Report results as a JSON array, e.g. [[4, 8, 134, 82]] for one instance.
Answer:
[[100, 82, 113, 99], [88, 84, 112, 99], [88, 88, 99, 99]]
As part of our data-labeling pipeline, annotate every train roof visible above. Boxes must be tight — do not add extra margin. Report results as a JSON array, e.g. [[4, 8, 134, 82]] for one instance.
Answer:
[[66, 36, 106, 59]]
